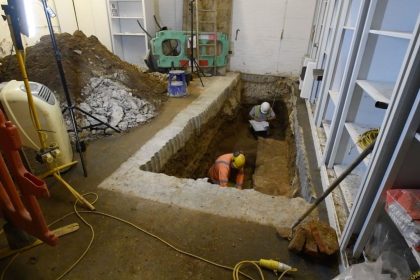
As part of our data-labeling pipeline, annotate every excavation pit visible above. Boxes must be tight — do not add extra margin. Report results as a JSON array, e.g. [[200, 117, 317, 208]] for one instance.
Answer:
[[99, 73, 313, 228], [161, 101, 297, 196]]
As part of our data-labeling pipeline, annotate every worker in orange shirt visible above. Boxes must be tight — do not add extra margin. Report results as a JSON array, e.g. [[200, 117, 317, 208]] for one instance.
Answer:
[[208, 152, 246, 189]]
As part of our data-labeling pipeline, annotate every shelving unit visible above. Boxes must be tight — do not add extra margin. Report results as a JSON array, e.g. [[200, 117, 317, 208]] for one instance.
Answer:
[[311, 0, 365, 168], [301, 0, 420, 269], [352, 89, 420, 268], [347, 0, 419, 267], [333, 164, 362, 212], [106, 0, 155, 66]]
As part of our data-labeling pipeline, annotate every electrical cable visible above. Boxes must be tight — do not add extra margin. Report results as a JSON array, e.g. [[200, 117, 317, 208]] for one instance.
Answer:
[[233, 261, 264, 280], [136, 20, 152, 40], [0, 253, 18, 280], [0, 193, 257, 280], [153, 14, 162, 30]]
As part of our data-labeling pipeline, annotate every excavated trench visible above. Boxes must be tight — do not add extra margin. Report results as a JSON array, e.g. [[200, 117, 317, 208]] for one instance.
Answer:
[[161, 97, 297, 196]]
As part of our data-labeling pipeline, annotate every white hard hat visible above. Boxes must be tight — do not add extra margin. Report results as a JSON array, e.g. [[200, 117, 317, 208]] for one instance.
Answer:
[[260, 102, 270, 114]]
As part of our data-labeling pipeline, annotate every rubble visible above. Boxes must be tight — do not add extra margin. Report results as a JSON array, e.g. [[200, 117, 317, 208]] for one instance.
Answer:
[[280, 219, 339, 257], [64, 78, 156, 140], [0, 31, 169, 142]]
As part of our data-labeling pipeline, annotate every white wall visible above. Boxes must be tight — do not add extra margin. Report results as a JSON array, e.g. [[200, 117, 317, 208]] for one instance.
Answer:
[[230, 0, 316, 76], [0, 0, 112, 58], [55, 0, 112, 50], [154, 0, 183, 31], [0, 0, 61, 57]]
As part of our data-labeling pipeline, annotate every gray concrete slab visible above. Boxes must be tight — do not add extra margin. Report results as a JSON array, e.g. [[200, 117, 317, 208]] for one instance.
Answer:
[[99, 73, 313, 229]]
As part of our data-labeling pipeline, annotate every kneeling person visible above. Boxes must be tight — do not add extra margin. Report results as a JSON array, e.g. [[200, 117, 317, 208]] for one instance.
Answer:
[[208, 152, 245, 189]]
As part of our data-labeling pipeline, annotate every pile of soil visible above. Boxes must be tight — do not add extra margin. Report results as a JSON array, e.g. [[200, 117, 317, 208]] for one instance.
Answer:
[[0, 31, 167, 106]]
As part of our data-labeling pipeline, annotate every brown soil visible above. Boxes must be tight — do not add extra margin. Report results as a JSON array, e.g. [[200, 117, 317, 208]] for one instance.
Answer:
[[0, 31, 167, 106], [253, 137, 293, 196], [162, 98, 296, 193]]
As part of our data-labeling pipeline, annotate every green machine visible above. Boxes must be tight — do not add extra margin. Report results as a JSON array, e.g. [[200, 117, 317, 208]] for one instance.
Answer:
[[150, 30, 229, 70]]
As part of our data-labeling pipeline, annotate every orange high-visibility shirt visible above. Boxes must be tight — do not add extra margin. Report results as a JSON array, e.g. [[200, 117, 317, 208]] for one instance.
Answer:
[[208, 153, 244, 188]]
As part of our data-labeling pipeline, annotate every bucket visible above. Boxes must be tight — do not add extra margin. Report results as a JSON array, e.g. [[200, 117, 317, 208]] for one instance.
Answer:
[[168, 70, 187, 97]]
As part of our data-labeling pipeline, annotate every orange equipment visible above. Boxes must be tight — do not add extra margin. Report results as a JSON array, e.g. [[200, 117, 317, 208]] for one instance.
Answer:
[[0, 109, 57, 246], [208, 153, 244, 188]]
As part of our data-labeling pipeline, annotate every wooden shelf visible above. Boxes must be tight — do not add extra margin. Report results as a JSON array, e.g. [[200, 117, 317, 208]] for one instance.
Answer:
[[329, 90, 339, 105], [333, 164, 362, 211], [369, 30, 412, 40], [356, 80, 394, 106]]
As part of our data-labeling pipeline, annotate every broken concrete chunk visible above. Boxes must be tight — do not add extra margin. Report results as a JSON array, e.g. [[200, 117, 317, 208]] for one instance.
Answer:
[[303, 230, 319, 257], [309, 220, 339, 255], [73, 49, 82, 55], [276, 226, 292, 239], [79, 102, 91, 113], [288, 227, 306, 253], [118, 121, 128, 130], [109, 104, 124, 127]]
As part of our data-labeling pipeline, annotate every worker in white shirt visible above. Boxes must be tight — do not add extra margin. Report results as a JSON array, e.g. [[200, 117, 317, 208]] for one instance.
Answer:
[[249, 102, 276, 136], [249, 102, 276, 122]]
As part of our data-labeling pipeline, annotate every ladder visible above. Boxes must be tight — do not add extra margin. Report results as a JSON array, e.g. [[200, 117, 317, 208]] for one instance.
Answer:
[[195, 0, 218, 75]]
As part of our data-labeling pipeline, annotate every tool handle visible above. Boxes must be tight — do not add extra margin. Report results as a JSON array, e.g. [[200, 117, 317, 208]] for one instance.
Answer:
[[291, 140, 376, 230]]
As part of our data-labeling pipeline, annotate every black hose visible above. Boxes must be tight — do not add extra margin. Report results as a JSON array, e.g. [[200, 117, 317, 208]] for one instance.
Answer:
[[153, 15, 162, 30], [137, 20, 152, 40]]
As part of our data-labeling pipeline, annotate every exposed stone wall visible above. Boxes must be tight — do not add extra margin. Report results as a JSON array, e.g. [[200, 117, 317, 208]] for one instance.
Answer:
[[123, 73, 241, 173], [183, 0, 233, 38], [240, 73, 296, 104], [240, 73, 315, 202]]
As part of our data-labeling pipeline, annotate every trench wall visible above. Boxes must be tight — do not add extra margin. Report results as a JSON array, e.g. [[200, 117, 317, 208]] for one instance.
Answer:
[[124, 73, 241, 173], [99, 72, 316, 227]]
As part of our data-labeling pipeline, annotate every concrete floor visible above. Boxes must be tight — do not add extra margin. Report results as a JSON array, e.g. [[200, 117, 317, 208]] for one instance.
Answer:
[[0, 76, 339, 279]]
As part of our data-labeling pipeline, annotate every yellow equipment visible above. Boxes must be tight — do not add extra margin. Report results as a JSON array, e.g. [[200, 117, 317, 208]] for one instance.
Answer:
[[232, 152, 245, 169], [0, 80, 73, 167], [357, 128, 379, 149]]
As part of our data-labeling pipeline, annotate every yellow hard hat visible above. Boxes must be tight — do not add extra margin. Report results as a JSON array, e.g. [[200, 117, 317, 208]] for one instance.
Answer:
[[232, 152, 245, 169]]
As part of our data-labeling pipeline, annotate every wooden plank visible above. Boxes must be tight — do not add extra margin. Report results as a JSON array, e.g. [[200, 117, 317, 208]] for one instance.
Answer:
[[0, 223, 80, 259]]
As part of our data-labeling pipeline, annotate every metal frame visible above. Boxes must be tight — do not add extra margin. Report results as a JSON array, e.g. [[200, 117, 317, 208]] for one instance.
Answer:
[[341, 19, 420, 257], [319, 0, 369, 165]]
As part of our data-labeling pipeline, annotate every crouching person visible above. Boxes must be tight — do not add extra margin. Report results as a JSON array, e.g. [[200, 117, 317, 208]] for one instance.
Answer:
[[208, 152, 245, 189]]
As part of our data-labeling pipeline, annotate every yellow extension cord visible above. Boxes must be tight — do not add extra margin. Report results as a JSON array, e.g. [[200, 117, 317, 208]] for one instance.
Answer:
[[0, 193, 296, 280], [357, 128, 379, 150]]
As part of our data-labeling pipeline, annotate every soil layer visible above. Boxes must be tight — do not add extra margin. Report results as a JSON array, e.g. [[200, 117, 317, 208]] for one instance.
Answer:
[[162, 98, 295, 193], [0, 31, 167, 106]]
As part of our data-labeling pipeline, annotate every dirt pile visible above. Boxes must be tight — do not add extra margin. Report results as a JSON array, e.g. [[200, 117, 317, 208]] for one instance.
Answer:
[[0, 31, 167, 106]]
